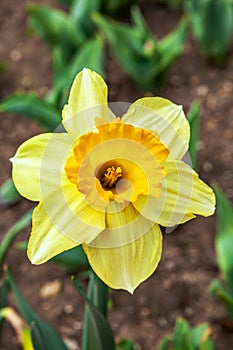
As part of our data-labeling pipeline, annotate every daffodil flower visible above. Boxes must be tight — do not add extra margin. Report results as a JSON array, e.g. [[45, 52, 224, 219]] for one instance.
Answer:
[[11, 68, 215, 293]]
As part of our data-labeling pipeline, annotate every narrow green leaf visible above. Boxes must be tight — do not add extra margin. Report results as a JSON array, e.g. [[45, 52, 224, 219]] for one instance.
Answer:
[[0, 279, 10, 328], [86, 271, 109, 318], [48, 35, 105, 109], [186, 0, 233, 62], [102, 0, 139, 16], [158, 318, 214, 350], [70, 0, 100, 36], [158, 337, 173, 350], [0, 178, 22, 207], [73, 274, 115, 350], [187, 100, 200, 170], [116, 339, 136, 350], [4, 270, 68, 350], [214, 186, 233, 289], [56, 0, 72, 6], [31, 321, 46, 350], [94, 11, 187, 91], [0, 210, 32, 268], [173, 318, 190, 349], [28, 5, 84, 58], [209, 279, 233, 320], [189, 323, 214, 350], [0, 94, 60, 131]]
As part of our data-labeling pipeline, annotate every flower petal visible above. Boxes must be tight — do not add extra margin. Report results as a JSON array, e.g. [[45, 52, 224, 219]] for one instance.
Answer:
[[83, 222, 162, 293], [88, 202, 155, 248], [28, 202, 78, 264], [28, 186, 105, 264], [122, 97, 190, 159], [62, 68, 115, 139], [134, 160, 216, 227], [11, 133, 73, 201]]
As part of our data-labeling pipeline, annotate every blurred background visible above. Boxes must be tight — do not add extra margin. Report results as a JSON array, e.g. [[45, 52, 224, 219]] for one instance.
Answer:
[[0, 1, 233, 349]]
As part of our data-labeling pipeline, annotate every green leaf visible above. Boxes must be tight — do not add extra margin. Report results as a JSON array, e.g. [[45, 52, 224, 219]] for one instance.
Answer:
[[158, 318, 214, 350], [86, 270, 109, 318], [209, 279, 233, 320], [73, 274, 115, 350], [70, 0, 101, 36], [0, 62, 5, 73], [31, 321, 47, 350], [48, 35, 105, 108], [28, 5, 84, 59], [214, 186, 233, 289], [0, 279, 10, 329], [186, 0, 233, 63], [101, 0, 139, 16], [116, 339, 136, 350], [51, 246, 89, 272], [16, 242, 89, 273], [94, 10, 187, 91], [0, 94, 60, 131], [0, 178, 22, 207], [0, 210, 32, 268], [56, 0, 72, 6], [187, 100, 200, 170], [189, 323, 214, 350], [4, 270, 68, 350]]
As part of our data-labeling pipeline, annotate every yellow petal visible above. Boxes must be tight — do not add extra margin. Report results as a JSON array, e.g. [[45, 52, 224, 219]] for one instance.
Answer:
[[88, 202, 155, 248], [28, 187, 105, 264], [83, 222, 162, 293], [28, 202, 77, 264], [11, 133, 73, 201], [122, 97, 190, 159], [62, 68, 115, 139], [134, 160, 216, 227]]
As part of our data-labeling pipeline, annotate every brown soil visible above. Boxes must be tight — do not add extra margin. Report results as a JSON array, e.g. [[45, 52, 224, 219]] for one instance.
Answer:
[[1, 1, 233, 349]]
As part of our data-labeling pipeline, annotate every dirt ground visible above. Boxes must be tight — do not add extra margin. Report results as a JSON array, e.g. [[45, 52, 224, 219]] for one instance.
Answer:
[[0, 1, 233, 349]]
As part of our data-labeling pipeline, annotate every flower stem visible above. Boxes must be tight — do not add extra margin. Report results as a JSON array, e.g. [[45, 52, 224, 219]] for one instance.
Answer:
[[82, 270, 109, 349]]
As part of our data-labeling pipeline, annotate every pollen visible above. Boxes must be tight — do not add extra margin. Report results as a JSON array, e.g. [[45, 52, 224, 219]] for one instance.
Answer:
[[100, 166, 122, 188]]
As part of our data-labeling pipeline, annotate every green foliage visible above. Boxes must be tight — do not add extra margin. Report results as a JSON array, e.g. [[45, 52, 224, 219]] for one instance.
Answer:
[[101, 0, 139, 16], [94, 7, 188, 91], [187, 101, 200, 170], [3, 269, 68, 350], [186, 0, 233, 63], [51, 245, 90, 272], [164, 0, 184, 10], [48, 35, 105, 109], [0, 62, 5, 72], [70, 0, 101, 36], [0, 210, 32, 268], [57, 0, 138, 16], [214, 186, 233, 288], [17, 242, 90, 273], [209, 280, 233, 320], [28, 5, 84, 58], [116, 339, 137, 350], [209, 186, 233, 320], [0, 94, 60, 131], [73, 273, 115, 350], [0, 179, 22, 207], [158, 318, 215, 350]]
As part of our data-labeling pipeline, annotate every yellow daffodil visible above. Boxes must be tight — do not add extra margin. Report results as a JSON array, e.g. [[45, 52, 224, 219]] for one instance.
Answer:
[[11, 68, 215, 293]]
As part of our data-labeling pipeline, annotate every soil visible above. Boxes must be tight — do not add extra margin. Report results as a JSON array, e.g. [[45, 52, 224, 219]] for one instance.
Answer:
[[0, 1, 233, 349]]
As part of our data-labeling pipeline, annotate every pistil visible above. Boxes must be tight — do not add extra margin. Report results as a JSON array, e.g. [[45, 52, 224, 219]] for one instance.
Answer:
[[101, 166, 122, 188]]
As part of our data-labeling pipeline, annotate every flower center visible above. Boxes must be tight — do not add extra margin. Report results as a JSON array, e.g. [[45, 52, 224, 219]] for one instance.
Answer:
[[100, 166, 122, 189]]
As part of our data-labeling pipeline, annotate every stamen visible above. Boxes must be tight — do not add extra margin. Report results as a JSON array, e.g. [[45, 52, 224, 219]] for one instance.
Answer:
[[101, 166, 122, 188]]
